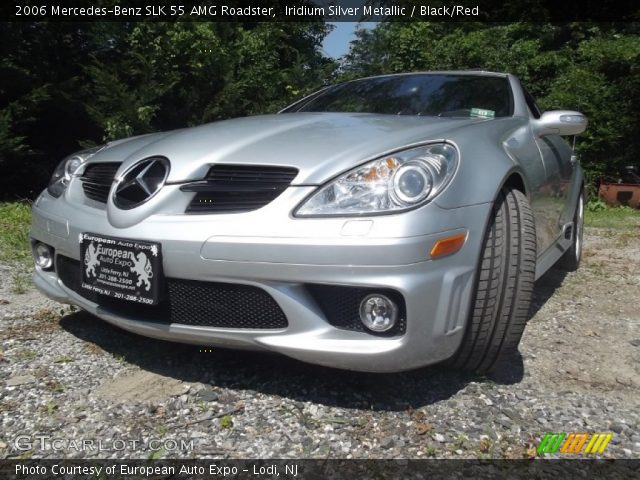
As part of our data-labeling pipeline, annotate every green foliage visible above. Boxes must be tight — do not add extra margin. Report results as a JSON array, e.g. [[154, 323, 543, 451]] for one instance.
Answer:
[[147, 447, 165, 460], [15, 348, 37, 360], [585, 205, 640, 228], [82, 22, 335, 139], [84, 50, 178, 140], [0, 22, 335, 198], [2, 20, 639, 198], [219, 414, 233, 429], [0, 109, 28, 156], [586, 198, 607, 212], [1, 23, 111, 196], [53, 355, 75, 364], [11, 270, 30, 295], [0, 202, 32, 265]]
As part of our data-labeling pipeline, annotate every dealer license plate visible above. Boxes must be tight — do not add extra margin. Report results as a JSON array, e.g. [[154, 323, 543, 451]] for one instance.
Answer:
[[79, 232, 162, 305]]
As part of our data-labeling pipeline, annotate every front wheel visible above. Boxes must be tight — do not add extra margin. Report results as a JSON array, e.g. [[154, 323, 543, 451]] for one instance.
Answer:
[[556, 190, 584, 271], [449, 188, 537, 374]]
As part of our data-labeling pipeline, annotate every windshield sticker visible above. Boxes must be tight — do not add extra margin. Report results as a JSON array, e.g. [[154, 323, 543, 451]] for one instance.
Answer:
[[471, 108, 495, 118]]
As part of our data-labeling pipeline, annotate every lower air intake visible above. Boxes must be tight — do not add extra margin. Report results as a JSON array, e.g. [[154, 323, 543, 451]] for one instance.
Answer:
[[307, 284, 406, 337], [55, 256, 288, 329]]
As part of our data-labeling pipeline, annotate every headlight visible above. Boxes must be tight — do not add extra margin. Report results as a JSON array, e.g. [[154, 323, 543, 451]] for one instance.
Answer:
[[47, 145, 105, 198], [295, 143, 458, 216]]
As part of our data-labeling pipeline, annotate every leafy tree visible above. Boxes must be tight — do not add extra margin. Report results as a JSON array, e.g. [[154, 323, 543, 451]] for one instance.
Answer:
[[83, 22, 335, 140], [0, 21, 335, 198], [0, 22, 107, 196]]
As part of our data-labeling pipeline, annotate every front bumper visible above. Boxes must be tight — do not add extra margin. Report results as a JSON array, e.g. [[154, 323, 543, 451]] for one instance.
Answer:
[[30, 190, 491, 372]]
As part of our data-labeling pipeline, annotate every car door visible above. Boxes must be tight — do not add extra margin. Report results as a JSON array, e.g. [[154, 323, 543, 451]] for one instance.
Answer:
[[536, 133, 574, 223], [523, 89, 573, 254]]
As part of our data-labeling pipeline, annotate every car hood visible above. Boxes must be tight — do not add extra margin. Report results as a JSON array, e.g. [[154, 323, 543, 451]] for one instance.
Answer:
[[92, 113, 495, 185]]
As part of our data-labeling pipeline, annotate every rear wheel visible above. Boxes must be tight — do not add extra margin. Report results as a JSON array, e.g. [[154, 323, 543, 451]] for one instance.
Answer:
[[556, 190, 584, 271], [450, 187, 536, 373]]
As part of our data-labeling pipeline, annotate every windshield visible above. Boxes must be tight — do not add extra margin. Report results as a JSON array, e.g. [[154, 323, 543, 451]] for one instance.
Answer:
[[286, 74, 513, 118]]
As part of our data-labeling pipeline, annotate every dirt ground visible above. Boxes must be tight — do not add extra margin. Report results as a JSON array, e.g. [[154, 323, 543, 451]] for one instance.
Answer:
[[522, 227, 640, 403], [0, 225, 639, 460]]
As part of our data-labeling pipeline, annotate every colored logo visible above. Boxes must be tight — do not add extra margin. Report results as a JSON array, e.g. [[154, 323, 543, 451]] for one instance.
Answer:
[[537, 432, 613, 455]]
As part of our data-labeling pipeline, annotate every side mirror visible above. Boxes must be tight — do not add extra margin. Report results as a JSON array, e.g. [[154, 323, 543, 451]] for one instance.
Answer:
[[532, 110, 588, 137]]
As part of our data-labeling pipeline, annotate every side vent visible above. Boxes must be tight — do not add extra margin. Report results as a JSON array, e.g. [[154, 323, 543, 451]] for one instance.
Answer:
[[182, 164, 298, 213]]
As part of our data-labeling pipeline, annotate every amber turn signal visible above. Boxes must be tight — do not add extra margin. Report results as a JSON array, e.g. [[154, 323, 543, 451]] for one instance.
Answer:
[[430, 233, 467, 259]]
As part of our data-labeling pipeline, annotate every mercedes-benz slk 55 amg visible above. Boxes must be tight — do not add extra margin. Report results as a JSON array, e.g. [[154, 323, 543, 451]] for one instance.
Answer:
[[30, 72, 587, 372]]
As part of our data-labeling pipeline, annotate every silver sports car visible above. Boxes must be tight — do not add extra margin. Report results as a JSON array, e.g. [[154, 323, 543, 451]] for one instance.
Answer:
[[30, 71, 587, 373]]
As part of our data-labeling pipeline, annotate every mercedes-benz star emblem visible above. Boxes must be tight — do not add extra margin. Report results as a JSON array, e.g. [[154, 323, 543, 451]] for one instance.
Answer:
[[113, 157, 170, 209]]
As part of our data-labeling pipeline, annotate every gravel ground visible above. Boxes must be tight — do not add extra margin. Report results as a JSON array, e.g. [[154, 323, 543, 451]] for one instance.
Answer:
[[0, 227, 639, 460]]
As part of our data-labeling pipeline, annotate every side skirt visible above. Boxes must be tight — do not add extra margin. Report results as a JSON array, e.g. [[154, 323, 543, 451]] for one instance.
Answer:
[[535, 233, 573, 280]]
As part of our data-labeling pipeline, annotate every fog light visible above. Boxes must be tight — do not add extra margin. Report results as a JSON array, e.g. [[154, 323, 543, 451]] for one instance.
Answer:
[[359, 294, 398, 332], [34, 242, 53, 270]]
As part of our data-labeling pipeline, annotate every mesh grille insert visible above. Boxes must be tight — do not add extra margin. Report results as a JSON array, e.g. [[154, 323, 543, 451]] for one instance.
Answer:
[[167, 279, 288, 328], [182, 164, 298, 213], [55, 256, 288, 329], [80, 162, 121, 203]]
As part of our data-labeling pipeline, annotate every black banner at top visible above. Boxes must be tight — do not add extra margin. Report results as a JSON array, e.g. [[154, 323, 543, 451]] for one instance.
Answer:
[[2, 0, 640, 22]]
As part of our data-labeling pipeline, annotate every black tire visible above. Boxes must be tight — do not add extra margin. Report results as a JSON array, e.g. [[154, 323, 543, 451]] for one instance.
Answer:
[[556, 190, 584, 271], [449, 188, 537, 373]]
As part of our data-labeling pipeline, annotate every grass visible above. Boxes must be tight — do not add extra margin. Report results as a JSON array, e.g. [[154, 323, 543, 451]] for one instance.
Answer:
[[424, 445, 438, 457], [15, 348, 38, 360], [41, 401, 58, 415], [147, 447, 166, 460], [478, 437, 492, 453], [453, 434, 468, 450], [53, 354, 74, 364], [10, 270, 30, 294], [45, 379, 65, 393], [0, 202, 33, 294], [0, 202, 32, 265], [585, 204, 640, 229], [219, 414, 233, 429]]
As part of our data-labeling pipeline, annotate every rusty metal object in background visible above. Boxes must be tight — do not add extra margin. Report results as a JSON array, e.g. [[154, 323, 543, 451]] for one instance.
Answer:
[[598, 166, 640, 208], [599, 183, 640, 208]]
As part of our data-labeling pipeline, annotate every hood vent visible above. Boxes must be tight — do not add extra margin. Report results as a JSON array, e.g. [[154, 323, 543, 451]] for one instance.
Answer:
[[182, 164, 298, 214], [80, 162, 122, 204]]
